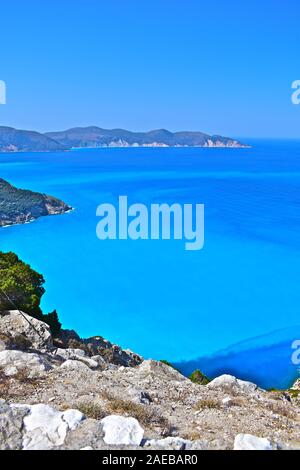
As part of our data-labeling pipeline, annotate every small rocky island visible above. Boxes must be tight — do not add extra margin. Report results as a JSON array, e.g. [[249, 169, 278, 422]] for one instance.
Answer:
[[0, 179, 72, 227]]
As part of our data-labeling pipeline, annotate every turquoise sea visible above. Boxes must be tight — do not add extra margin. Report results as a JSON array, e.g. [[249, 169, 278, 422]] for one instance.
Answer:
[[1, 140, 300, 389]]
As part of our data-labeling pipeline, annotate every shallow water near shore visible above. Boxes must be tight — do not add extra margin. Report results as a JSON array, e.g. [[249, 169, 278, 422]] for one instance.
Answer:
[[1, 140, 300, 389]]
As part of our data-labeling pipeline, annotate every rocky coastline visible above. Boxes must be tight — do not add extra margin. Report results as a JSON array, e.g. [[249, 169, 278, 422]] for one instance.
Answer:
[[0, 178, 72, 227], [0, 309, 299, 450], [0, 126, 250, 152]]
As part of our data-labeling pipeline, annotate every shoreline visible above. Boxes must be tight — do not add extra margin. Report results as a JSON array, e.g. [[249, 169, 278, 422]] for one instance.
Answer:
[[0, 144, 251, 154], [0, 207, 75, 229]]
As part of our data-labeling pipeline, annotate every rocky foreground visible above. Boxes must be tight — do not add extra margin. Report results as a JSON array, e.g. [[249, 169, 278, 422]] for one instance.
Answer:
[[0, 310, 299, 451], [0, 179, 72, 227]]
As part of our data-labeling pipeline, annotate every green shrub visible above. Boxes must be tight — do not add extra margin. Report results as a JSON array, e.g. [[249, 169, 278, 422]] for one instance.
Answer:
[[0, 251, 45, 316], [189, 369, 210, 385], [0, 251, 61, 336]]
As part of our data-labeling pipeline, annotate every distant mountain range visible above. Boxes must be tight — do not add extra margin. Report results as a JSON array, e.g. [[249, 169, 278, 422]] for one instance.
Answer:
[[0, 178, 72, 226], [46, 126, 248, 149], [0, 126, 67, 153], [0, 126, 248, 152]]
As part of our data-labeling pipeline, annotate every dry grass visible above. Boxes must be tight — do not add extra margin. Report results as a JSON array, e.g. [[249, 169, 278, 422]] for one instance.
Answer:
[[225, 397, 246, 407], [0, 369, 10, 399], [268, 390, 288, 401], [103, 394, 172, 435], [288, 389, 300, 399], [183, 430, 202, 441], [0, 366, 44, 400], [264, 400, 294, 419], [195, 399, 221, 411], [65, 402, 106, 420]]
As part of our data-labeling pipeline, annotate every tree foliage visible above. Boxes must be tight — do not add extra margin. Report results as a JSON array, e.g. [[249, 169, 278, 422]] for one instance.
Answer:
[[0, 251, 61, 335], [189, 369, 210, 385]]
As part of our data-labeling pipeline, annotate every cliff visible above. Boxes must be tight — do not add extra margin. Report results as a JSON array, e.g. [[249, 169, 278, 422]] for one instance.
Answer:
[[0, 179, 72, 227]]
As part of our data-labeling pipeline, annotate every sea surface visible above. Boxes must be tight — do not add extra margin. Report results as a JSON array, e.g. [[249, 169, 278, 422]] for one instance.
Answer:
[[1, 140, 300, 389]]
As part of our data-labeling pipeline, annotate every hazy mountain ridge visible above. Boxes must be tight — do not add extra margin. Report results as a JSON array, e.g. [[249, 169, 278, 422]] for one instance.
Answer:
[[0, 126, 67, 153], [0, 126, 248, 153], [0, 126, 248, 152], [46, 126, 248, 148]]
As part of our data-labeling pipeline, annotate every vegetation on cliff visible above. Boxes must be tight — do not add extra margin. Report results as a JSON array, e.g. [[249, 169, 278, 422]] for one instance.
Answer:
[[0, 251, 61, 335], [0, 178, 72, 227]]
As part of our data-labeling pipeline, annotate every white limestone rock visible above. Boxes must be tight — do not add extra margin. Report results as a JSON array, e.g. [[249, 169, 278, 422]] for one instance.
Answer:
[[22, 404, 84, 450], [60, 359, 92, 372], [234, 434, 273, 450], [144, 437, 189, 450], [208, 374, 260, 393], [138, 360, 186, 382], [101, 415, 144, 446], [55, 348, 98, 369], [0, 310, 52, 349], [0, 350, 52, 377], [55, 348, 86, 359]]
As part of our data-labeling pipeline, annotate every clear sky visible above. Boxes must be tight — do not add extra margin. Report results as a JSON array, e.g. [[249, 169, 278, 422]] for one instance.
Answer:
[[0, 0, 299, 138]]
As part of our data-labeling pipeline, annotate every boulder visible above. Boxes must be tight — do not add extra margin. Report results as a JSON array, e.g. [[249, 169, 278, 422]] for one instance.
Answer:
[[0, 400, 29, 450], [0, 350, 53, 377], [207, 374, 259, 393], [53, 332, 143, 367], [185, 440, 211, 450], [0, 310, 52, 350], [91, 355, 106, 366], [53, 329, 81, 349], [126, 387, 152, 405], [54, 348, 98, 369], [64, 419, 105, 450], [22, 404, 84, 450], [138, 360, 186, 382], [60, 359, 92, 372], [89, 342, 143, 367], [101, 415, 144, 446], [144, 437, 189, 450], [55, 348, 86, 359], [234, 434, 273, 450]]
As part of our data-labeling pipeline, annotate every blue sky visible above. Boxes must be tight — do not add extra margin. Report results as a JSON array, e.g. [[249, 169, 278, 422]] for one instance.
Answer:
[[0, 0, 299, 137]]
